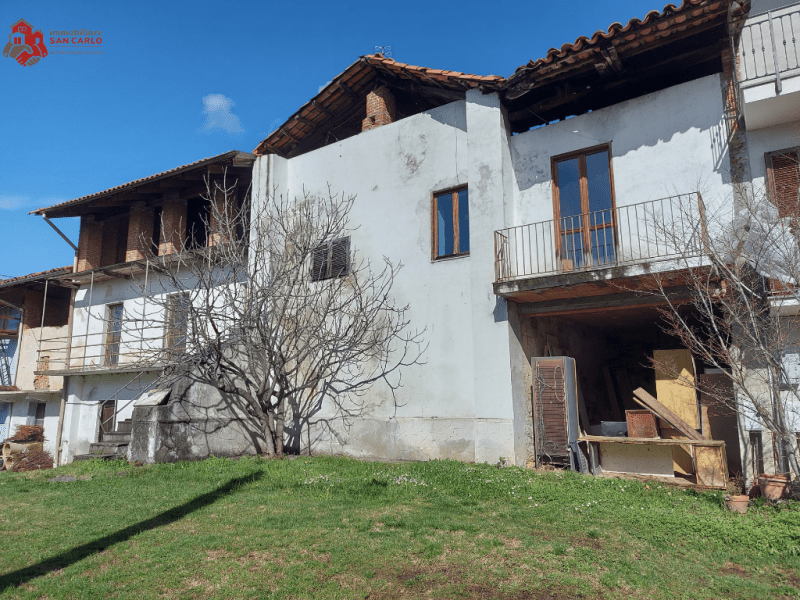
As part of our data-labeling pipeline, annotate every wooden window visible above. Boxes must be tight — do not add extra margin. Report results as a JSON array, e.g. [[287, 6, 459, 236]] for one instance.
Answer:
[[552, 146, 616, 269], [311, 237, 350, 281], [105, 303, 123, 366], [432, 187, 469, 259], [0, 307, 20, 336], [166, 292, 190, 358], [766, 148, 800, 218]]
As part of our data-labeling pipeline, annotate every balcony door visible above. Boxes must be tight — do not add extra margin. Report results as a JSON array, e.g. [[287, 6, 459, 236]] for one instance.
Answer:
[[552, 146, 616, 269]]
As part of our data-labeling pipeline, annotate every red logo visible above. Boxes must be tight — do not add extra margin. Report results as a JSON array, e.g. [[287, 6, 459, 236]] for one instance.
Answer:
[[3, 19, 47, 66]]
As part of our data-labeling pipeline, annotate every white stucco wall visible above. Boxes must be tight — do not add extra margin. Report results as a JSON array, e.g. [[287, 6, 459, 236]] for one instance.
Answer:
[[253, 94, 520, 464], [509, 74, 732, 238], [744, 122, 800, 190]]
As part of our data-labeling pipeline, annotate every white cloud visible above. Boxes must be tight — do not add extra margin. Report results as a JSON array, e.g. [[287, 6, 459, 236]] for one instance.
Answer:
[[318, 80, 332, 92], [200, 94, 245, 134], [0, 195, 28, 210]]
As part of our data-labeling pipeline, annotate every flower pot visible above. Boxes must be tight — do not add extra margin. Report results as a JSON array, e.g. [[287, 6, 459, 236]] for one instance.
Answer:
[[724, 494, 750, 514], [758, 474, 790, 501]]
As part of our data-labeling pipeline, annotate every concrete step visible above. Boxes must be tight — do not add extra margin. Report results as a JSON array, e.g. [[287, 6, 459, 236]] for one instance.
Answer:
[[115, 419, 133, 434], [101, 431, 131, 443], [89, 441, 128, 457], [73, 453, 119, 461]]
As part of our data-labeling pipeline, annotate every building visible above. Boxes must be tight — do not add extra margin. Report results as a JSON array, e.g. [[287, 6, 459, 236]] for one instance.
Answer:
[[0, 267, 72, 460], [31, 151, 255, 464], [25, 0, 800, 485]]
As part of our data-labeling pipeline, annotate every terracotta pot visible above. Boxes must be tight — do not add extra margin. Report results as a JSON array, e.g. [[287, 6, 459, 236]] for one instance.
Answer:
[[724, 494, 750, 514], [758, 474, 790, 501]]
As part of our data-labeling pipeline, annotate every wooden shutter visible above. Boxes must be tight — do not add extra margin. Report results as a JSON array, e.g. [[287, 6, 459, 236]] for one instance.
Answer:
[[311, 245, 329, 281], [310, 237, 350, 281], [329, 237, 350, 277], [767, 148, 800, 218]]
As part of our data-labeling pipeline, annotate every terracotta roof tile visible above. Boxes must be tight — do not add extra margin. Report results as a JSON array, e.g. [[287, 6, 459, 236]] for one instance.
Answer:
[[31, 150, 254, 217], [505, 0, 726, 87], [0, 266, 73, 289]]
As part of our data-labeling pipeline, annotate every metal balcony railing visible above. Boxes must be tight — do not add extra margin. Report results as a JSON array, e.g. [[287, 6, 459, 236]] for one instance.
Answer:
[[494, 193, 704, 282], [35, 326, 174, 375], [736, 3, 800, 90]]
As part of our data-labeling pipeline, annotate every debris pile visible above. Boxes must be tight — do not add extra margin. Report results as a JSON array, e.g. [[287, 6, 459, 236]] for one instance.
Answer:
[[1, 425, 53, 472]]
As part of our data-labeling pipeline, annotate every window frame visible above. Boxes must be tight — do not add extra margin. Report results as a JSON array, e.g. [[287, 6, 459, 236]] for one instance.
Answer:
[[431, 185, 469, 261], [104, 303, 124, 366], [550, 144, 617, 269], [165, 292, 190, 359], [310, 236, 351, 282]]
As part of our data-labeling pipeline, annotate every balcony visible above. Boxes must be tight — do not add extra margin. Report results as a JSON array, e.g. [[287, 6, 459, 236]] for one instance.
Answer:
[[735, 2, 800, 129], [494, 193, 704, 287], [35, 327, 171, 376]]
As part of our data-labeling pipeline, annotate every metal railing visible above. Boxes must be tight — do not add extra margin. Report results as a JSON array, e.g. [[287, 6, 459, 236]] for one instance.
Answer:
[[494, 193, 704, 282], [35, 326, 171, 374], [736, 2, 800, 90]]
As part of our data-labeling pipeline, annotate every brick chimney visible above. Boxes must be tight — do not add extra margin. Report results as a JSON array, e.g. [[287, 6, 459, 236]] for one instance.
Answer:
[[362, 86, 395, 131]]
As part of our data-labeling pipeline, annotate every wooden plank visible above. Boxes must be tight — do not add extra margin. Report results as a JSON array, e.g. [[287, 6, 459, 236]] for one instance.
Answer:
[[576, 378, 590, 436], [632, 388, 703, 441], [602, 366, 622, 421], [693, 444, 728, 488], [654, 349, 699, 428], [579, 435, 723, 447]]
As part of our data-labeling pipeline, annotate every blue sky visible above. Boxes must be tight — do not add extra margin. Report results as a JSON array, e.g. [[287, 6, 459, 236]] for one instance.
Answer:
[[0, 0, 658, 278]]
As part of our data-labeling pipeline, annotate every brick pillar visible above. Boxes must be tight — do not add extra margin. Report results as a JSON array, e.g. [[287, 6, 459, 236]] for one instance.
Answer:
[[77, 215, 104, 272], [208, 185, 233, 246], [126, 202, 154, 261], [362, 86, 395, 131], [159, 197, 187, 256]]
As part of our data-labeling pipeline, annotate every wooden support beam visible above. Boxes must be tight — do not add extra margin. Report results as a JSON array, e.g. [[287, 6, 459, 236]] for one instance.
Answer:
[[632, 388, 703, 441], [311, 100, 335, 118], [336, 81, 359, 101], [294, 115, 316, 129]]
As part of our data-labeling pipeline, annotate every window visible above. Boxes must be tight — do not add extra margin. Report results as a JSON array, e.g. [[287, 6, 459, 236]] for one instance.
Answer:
[[780, 348, 800, 389], [766, 148, 800, 218], [552, 146, 616, 269], [432, 187, 469, 259], [105, 303, 123, 366], [311, 237, 350, 281], [0, 307, 20, 335], [166, 292, 190, 358], [26, 402, 46, 427]]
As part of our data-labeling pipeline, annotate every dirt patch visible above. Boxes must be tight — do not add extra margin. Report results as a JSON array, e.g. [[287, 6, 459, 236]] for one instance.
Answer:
[[205, 549, 234, 561], [720, 562, 749, 578], [779, 568, 800, 589]]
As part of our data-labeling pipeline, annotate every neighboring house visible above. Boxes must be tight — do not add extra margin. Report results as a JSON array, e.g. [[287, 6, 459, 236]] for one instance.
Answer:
[[30, 151, 255, 464], [0, 267, 73, 459], [729, 0, 800, 486]]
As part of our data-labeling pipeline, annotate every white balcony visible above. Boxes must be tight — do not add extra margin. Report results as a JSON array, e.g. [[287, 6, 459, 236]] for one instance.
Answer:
[[736, 2, 800, 129]]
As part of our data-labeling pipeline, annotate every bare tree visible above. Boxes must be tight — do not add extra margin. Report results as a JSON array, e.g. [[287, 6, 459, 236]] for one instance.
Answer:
[[645, 186, 800, 479], [137, 175, 425, 457]]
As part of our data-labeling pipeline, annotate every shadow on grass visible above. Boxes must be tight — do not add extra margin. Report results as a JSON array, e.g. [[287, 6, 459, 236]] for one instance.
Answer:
[[0, 472, 263, 591]]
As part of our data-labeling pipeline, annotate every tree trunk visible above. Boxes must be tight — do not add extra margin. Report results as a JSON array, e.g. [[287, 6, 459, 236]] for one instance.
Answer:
[[263, 412, 277, 457], [276, 399, 285, 457]]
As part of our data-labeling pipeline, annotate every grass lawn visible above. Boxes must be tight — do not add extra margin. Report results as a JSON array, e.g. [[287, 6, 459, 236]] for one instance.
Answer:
[[0, 456, 798, 599]]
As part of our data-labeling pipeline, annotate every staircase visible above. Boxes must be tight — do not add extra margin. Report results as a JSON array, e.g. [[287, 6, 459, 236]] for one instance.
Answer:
[[73, 419, 132, 461]]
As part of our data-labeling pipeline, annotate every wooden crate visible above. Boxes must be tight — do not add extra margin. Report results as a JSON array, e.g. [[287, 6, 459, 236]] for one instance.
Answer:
[[625, 410, 658, 438]]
